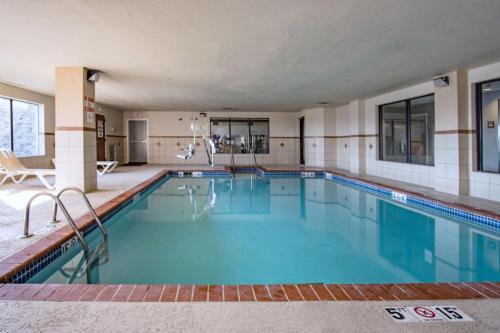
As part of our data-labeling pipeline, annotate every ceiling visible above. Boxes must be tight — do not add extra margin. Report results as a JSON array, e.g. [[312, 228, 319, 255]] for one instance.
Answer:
[[1, 0, 500, 112]]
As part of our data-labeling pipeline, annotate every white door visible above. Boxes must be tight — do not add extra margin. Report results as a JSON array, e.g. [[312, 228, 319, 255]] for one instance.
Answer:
[[128, 120, 148, 163]]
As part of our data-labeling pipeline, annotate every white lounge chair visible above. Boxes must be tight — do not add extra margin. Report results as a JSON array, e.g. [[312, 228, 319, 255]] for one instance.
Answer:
[[51, 158, 118, 175], [0, 149, 56, 190], [96, 161, 119, 175]]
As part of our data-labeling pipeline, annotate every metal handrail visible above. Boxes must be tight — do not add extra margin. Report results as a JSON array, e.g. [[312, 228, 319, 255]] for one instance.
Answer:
[[251, 147, 258, 169], [51, 187, 108, 240], [23, 192, 90, 258]]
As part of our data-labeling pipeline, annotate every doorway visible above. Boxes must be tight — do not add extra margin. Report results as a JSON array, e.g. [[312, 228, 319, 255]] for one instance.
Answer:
[[299, 117, 305, 165], [96, 114, 106, 161], [128, 119, 148, 164]]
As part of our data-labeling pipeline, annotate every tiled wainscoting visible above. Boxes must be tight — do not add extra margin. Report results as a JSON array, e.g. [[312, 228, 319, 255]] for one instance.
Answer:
[[144, 137, 299, 165], [302, 131, 500, 202], [17, 133, 125, 168]]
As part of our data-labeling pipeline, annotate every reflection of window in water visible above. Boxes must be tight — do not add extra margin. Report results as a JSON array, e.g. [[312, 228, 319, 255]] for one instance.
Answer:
[[377, 199, 436, 281], [211, 177, 271, 214], [471, 230, 500, 281]]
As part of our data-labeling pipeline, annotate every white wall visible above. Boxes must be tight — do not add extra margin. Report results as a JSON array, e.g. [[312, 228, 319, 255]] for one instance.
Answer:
[[302, 59, 500, 202], [0, 82, 123, 168], [96, 103, 125, 163], [0, 82, 55, 168], [297, 108, 326, 167], [468, 62, 500, 201], [364, 82, 435, 186], [123, 111, 299, 165]]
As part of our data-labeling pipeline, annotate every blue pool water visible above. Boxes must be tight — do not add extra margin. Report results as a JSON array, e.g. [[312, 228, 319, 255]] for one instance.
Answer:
[[30, 176, 500, 285]]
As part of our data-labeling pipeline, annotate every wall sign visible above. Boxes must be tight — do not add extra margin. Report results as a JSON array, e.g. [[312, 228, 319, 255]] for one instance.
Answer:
[[384, 305, 474, 323], [487, 121, 495, 128], [97, 120, 104, 138], [84, 96, 96, 124]]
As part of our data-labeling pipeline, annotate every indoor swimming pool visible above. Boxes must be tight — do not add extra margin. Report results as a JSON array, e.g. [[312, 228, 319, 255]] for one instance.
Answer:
[[28, 175, 500, 285]]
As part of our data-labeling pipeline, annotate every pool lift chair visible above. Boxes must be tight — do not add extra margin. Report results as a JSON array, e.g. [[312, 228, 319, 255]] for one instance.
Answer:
[[177, 121, 216, 168]]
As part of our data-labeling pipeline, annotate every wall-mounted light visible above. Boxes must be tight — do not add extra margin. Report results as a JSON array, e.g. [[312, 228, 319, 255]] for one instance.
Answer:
[[87, 70, 101, 82], [483, 83, 492, 92], [433, 76, 449, 87]]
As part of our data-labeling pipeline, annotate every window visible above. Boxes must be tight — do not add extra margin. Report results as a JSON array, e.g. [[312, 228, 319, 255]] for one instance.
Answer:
[[0, 96, 44, 157], [210, 118, 269, 154], [379, 94, 434, 165], [476, 78, 500, 173]]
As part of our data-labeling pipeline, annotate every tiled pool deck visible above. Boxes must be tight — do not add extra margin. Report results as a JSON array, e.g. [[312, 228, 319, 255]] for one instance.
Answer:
[[0, 166, 499, 302]]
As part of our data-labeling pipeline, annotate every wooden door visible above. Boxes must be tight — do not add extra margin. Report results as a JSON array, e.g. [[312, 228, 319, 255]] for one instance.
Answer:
[[96, 114, 106, 161]]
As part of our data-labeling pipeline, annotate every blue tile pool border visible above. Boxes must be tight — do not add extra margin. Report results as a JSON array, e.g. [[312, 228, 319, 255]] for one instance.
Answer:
[[324, 171, 500, 231]]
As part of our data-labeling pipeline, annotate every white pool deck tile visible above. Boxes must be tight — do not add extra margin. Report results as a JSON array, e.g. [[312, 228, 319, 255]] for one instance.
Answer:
[[0, 300, 499, 332]]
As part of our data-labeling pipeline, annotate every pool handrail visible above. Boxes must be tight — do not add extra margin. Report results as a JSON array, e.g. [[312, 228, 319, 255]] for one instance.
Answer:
[[51, 187, 108, 240], [23, 192, 90, 258]]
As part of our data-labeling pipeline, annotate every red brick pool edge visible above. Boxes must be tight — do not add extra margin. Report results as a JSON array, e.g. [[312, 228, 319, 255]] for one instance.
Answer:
[[0, 282, 499, 302]]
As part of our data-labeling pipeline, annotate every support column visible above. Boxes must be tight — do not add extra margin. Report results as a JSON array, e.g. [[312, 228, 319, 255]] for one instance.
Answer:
[[55, 67, 97, 192], [433, 70, 469, 195], [349, 100, 366, 175]]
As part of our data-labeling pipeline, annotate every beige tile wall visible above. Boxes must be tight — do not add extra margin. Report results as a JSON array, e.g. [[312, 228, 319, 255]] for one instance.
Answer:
[[145, 137, 299, 165]]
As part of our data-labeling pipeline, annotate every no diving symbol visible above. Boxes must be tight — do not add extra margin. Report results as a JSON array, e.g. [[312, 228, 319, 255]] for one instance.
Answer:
[[414, 306, 436, 318]]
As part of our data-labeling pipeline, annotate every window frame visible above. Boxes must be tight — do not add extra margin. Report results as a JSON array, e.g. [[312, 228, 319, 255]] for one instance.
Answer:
[[475, 76, 500, 173], [0, 95, 43, 157], [378, 93, 435, 166], [210, 117, 270, 154]]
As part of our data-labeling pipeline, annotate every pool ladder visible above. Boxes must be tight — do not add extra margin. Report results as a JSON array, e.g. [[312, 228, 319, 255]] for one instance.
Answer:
[[22, 187, 108, 261]]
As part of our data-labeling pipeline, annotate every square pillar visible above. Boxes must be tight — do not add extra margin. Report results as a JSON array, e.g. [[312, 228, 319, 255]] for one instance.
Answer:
[[349, 100, 366, 175], [55, 67, 97, 192], [433, 70, 470, 195]]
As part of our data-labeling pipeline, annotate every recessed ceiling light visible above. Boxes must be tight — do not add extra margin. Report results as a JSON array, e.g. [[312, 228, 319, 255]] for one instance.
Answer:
[[317, 101, 330, 105]]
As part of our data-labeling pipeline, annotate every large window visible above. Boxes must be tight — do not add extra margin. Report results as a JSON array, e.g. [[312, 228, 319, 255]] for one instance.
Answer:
[[0, 96, 43, 157], [379, 94, 434, 165], [477, 78, 500, 173], [210, 118, 269, 154]]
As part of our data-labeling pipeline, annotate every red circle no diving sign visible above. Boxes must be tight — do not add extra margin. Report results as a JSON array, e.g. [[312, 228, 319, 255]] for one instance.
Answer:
[[414, 306, 436, 318]]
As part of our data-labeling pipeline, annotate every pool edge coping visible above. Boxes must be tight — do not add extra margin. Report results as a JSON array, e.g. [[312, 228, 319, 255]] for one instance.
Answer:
[[0, 167, 499, 302]]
